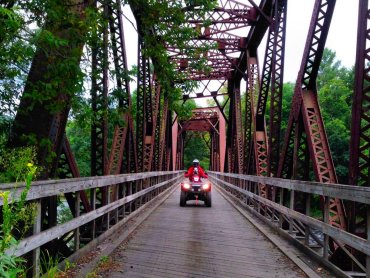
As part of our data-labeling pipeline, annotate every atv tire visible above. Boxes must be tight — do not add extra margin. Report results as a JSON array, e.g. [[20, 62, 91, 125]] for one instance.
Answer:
[[205, 192, 212, 207], [180, 191, 186, 207]]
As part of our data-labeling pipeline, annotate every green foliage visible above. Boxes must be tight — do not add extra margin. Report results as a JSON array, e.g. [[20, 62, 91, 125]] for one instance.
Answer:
[[0, 147, 38, 276], [57, 199, 73, 224], [279, 82, 294, 134], [0, 4, 34, 117], [174, 99, 197, 121], [317, 49, 354, 183], [0, 147, 38, 183], [40, 250, 60, 277], [99, 255, 109, 264], [128, 0, 217, 97], [184, 132, 210, 170], [66, 115, 91, 177]]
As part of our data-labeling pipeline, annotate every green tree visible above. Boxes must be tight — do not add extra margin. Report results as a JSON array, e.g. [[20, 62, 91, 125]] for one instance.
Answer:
[[183, 132, 210, 170], [317, 48, 354, 183], [318, 77, 352, 183]]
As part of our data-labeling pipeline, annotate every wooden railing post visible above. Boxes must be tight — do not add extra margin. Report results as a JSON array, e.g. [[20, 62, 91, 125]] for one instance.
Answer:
[[305, 193, 311, 245], [114, 184, 119, 223], [129, 181, 133, 214], [91, 188, 96, 239], [279, 188, 284, 228], [323, 196, 330, 260], [75, 191, 80, 251], [107, 185, 111, 229], [32, 200, 42, 278], [121, 183, 126, 219], [289, 190, 295, 234]]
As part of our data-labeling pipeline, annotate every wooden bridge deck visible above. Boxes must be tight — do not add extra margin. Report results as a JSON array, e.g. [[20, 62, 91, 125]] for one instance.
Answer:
[[104, 185, 306, 277]]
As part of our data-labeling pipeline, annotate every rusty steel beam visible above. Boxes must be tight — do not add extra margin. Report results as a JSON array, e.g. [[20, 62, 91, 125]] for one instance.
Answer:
[[349, 0, 370, 188], [58, 136, 92, 214], [224, 78, 243, 173], [91, 1, 109, 178], [247, 52, 269, 198], [157, 97, 169, 171], [268, 0, 287, 176], [347, 0, 370, 234], [106, 0, 137, 176], [151, 79, 162, 171], [179, 107, 224, 171], [136, 39, 152, 172], [277, 0, 346, 230]]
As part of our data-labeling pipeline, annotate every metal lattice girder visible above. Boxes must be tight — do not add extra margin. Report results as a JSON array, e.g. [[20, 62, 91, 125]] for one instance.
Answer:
[[179, 108, 219, 133], [108, 0, 131, 109], [247, 52, 269, 198], [150, 79, 162, 171], [136, 39, 151, 172], [244, 77, 253, 174], [157, 97, 169, 171], [349, 0, 370, 188], [91, 1, 109, 177], [167, 0, 260, 83], [291, 117, 310, 181], [179, 107, 224, 171], [187, 0, 256, 24], [268, 0, 287, 176], [253, 0, 287, 177], [224, 78, 243, 174], [107, 117, 129, 175], [175, 132, 184, 170], [165, 110, 173, 171], [210, 130, 221, 171], [182, 79, 227, 100], [277, 0, 346, 230], [121, 115, 138, 174], [233, 84, 244, 174], [105, 0, 137, 175]]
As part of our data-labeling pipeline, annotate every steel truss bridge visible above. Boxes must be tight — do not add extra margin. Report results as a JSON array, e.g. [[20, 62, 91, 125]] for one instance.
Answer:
[[2, 0, 370, 277]]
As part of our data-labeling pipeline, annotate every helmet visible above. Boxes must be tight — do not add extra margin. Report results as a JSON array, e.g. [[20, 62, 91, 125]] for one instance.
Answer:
[[193, 159, 199, 167]]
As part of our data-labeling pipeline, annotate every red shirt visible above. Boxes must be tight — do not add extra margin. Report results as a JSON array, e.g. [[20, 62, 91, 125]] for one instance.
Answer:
[[184, 166, 208, 181]]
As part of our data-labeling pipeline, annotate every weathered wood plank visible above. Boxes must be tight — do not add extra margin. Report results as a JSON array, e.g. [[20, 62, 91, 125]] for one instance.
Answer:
[[210, 175, 370, 257], [0, 171, 182, 205], [102, 187, 306, 277], [6, 176, 182, 257], [209, 171, 370, 204]]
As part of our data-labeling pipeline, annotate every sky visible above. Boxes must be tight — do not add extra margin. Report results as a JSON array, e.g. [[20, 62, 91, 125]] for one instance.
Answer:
[[283, 0, 358, 82], [121, 0, 359, 96]]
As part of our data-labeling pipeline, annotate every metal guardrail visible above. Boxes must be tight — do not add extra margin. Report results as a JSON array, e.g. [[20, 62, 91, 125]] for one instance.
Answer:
[[0, 171, 183, 276], [208, 171, 370, 278]]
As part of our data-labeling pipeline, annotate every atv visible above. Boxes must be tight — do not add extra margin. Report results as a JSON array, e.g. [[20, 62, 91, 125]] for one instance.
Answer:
[[180, 170, 212, 207]]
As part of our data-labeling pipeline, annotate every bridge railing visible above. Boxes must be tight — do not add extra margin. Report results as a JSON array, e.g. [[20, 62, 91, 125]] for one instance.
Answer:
[[0, 171, 182, 276], [209, 171, 370, 278]]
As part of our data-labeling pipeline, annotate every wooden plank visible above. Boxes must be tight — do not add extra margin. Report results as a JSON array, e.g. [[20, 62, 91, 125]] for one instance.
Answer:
[[6, 176, 183, 257], [211, 175, 370, 257], [103, 187, 305, 277], [32, 201, 41, 277], [208, 171, 370, 204], [0, 171, 183, 205]]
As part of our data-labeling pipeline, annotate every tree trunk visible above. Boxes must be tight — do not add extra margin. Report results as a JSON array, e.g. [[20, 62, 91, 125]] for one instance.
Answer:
[[10, 0, 94, 178]]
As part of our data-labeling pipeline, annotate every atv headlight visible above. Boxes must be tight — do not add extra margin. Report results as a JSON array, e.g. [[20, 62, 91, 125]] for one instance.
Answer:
[[183, 183, 191, 189], [202, 183, 210, 190]]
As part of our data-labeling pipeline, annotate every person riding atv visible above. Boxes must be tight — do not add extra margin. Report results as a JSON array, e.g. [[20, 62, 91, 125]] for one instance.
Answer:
[[181, 159, 211, 207], [184, 159, 208, 181]]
